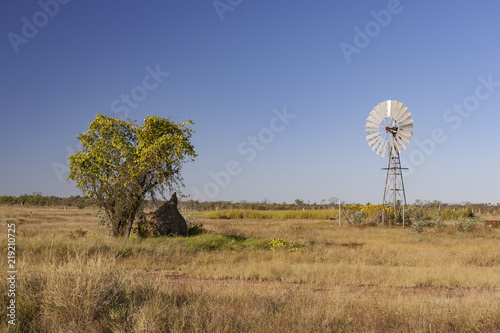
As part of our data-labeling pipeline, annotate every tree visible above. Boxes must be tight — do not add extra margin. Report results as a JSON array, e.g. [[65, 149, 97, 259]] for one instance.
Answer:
[[328, 197, 339, 208], [68, 114, 196, 238]]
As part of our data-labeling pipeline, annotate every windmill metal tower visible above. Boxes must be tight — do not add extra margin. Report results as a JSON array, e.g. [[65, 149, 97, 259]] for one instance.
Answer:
[[365, 100, 414, 225]]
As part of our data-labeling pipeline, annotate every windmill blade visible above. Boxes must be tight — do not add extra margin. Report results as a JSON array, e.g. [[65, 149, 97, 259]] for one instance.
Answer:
[[388, 140, 395, 156], [384, 139, 391, 157], [366, 131, 381, 141], [365, 123, 380, 131], [368, 133, 381, 145], [396, 110, 412, 124], [395, 135, 407, 150], [393, 138, 402, 155], [372, 138, 384, 154], [381, 140, 388, 157], [399, 123, 414, 130], [366, 115, 381, 126], [398, 129, 413, 137], [393, 104, 408, 121], [376, 138, 386, 156], [370, 136, 383, 150], [373, 104, 387, 121], [385, 100, 392, 118], [398, 116, 413, 127], [390, 100, 402, 118], [365, 120, 381, 129], [398, 133, 411, 144], [369, 108, 385, 123], [366, 100, 413, 158], [391, 142, 398, 157]]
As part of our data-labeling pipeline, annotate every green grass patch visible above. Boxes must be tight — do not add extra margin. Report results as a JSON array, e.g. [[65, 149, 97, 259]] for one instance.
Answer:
[[175, 232, 270, 252]]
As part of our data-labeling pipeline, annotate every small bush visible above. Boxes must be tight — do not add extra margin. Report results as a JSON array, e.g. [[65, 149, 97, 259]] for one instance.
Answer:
[[97, 209, 110, 228], [349, 211, 365, 225], [68, 228, 88, 239], [185, 214, 205, 236], [464, 206, 474, 218], [133, 210, 151, 238], [268, 238, 305, 252], [456, 217, 482, 232], [428, 217, 444, 230], [410, 220, 427, 233], [408, 217, 444, 233]]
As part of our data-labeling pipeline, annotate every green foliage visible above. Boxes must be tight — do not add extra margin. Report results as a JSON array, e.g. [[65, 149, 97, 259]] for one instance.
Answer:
[[132, 210, 151, 238], [68, 228, 88, 239], [456, 217, 483, 233], [405, 205, 424, 223], [428, 217, 444, 230], [408, 217, 443, 233], [97, 209, 110, 228], [0, 194, 96, 207], [441, 208, 454, 221], [187, 223, 205, 236], [68, 114, 196, 237], [409, 220, 427, 233], [464, 206, 474, 218], [185, 215, 204, 236], [268, 238, 305, 252], [349, 211, 366, 225], [294, 199, 304, 206], [180, 232, 269, 252]]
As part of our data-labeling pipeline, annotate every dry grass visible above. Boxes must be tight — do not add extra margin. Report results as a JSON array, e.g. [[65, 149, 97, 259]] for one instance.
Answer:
[[204, 209, 340, 220], [1, 205, 499, 332]]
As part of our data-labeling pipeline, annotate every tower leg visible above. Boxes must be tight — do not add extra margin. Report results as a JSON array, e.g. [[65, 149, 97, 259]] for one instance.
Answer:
[[382, 148, 407, 226]]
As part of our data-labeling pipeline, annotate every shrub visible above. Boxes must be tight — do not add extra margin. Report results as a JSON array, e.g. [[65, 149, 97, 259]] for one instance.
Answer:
[[68, 228, 88, 239], [408, 217, 444, 233], [464, 206, 474, 218], [268, 238, 305, 252], [410, 220, 427, 233], [133, 210, 151, 238], [184, 214, 205, 236], [428, 217, 444, 230], [456, 217, 482, 232], [441, 208, 454, 221], [349, 211, 365, 225], [97, 209, 110, 228]]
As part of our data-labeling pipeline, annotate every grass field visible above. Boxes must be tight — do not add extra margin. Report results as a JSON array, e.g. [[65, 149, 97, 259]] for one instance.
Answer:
[[1, 205, 500, 332]]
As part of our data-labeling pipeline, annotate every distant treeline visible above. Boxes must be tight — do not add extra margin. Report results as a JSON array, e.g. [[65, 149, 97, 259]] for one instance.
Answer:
[[177, 200, 500, 216], [1, 195, 499, 216], [0, 193, 96, 208], [177, 200, 334, 211]]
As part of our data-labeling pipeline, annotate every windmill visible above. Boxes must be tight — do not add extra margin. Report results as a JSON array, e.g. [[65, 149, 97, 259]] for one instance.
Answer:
[[365, 100, 413, 225]]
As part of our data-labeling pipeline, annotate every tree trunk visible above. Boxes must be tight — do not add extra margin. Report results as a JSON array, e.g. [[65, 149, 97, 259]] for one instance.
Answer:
[[125, 195, 143, 238]]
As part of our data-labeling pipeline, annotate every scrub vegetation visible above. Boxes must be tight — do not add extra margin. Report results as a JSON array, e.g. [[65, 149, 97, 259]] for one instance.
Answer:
[[1, 205, 499, 332]]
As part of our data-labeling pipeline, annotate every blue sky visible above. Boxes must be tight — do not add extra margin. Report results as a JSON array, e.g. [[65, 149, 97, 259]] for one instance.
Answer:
[[1, 0, 499, 204]]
